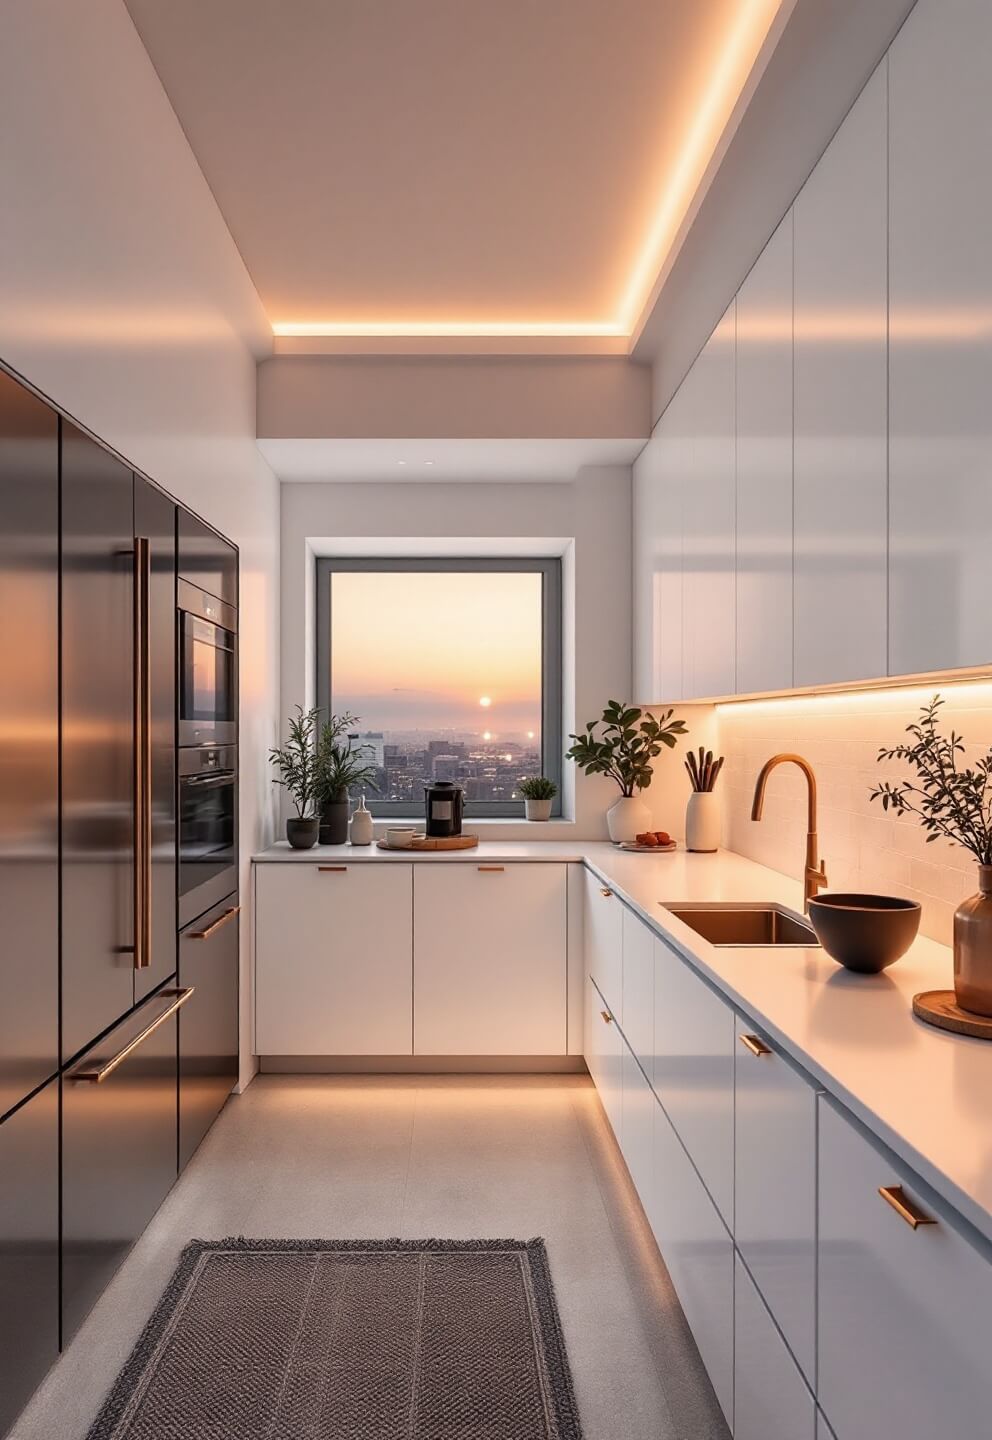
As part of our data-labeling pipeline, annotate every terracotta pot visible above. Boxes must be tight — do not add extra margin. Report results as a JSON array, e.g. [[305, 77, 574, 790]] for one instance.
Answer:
[[606, 794, 650, 844], [954, 865, 992, 1016]]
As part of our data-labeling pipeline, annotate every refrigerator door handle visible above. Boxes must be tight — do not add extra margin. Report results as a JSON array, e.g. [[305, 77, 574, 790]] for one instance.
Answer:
[[68, 987, 194, 1084], [133, 536, 152, 970]]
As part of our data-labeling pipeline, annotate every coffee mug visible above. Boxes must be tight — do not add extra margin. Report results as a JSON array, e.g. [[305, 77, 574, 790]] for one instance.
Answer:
[[386, 827, 416, 849]]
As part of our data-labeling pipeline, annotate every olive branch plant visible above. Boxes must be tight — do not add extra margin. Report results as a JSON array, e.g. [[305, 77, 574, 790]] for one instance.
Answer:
[[869, 694, 992, 866], [566, 701, 688, 796]]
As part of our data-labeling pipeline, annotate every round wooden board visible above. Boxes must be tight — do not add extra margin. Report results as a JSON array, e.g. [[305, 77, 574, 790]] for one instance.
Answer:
[[913, 990, 992, 1040], [376, 833, 479, 852]]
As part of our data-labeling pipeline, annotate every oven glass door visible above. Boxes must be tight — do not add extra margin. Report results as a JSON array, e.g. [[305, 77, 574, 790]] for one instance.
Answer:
[[179, 772, 236, 923], [181, 614, 236, 745]]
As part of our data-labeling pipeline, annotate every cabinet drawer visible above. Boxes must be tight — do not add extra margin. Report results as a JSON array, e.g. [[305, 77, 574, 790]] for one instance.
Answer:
[[0, 1080, 59, 1437], [584, 869, 622, 1020], [735, 1016, 817, 1383], [621, 907, 654, 1072], [255, 863, 413, 1055], [414, 864, 566, 1055], [620, 1039, 655, 1212], [652, 937, 734, 1224], [585, 979, 622, 1141], [735, 1255, 815, 1440], [647, 1094, 733, 1425], [818, 1096, 992, 1439], [62, 987, 181, 1345], [179, 897, 239, 1169]]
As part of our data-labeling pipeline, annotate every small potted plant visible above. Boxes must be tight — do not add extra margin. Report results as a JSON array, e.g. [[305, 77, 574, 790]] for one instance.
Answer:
[[518, 776, 557, 821], [871, 694, 992, 1016], [269, 705, 321, 849], [567, 701, 688, 843], [315, 712, 379, 845]]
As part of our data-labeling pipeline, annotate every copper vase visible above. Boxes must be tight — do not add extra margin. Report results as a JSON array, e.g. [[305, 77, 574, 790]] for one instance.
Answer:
[[953, 865, 992, 1016]]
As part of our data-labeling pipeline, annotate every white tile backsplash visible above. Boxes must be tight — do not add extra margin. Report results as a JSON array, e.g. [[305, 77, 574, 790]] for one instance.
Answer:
[[716, 681, 992, 947]]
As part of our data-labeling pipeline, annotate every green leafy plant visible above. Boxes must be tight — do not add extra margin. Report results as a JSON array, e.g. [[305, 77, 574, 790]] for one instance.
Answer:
[[566, 701, 688, 797], [870, 694, 992, 864], [315, 711, 379, 805], [518, 775, 558, 801], [269, 705, 321, 818]]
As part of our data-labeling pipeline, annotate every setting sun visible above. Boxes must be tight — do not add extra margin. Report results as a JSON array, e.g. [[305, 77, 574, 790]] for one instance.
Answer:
[[479, 695, 492, 708]]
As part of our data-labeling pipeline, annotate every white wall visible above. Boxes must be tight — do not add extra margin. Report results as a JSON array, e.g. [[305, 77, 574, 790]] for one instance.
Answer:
[[279, 469, 632, 837], [0, 0, 280, 1085]]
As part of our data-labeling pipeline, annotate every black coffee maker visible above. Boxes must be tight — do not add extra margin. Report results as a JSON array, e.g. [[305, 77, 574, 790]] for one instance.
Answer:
[[424, 780, 465, 837]]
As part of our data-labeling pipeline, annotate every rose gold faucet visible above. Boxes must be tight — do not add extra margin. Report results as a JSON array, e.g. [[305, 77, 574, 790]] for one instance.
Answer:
[[751, 753, 828, 911]]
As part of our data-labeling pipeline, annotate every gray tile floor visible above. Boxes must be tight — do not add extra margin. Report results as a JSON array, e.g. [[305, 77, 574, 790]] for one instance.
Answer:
[[10, 1074, 729, 1440]]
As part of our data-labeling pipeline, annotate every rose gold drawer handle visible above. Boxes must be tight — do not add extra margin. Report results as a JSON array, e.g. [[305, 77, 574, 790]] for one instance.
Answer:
[[600, 1010, 613, 1025], [879, 1185, 937, 1230], [600, 888, 613, 898], [188, 905, 240, 940], [318, 865, 348, 872], [478, 865, 505, 872], [69, 988, 194, 1083], [740, 1033, 772, 1058]]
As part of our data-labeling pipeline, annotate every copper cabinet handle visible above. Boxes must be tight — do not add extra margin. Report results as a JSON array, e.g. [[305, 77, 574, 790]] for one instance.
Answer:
[[478, 865, 505, 872], [189, 905, 240, 940], [69, 987, 194, 1083], [600, 1009, 613, 1025], [600, 887, 613, 898], [318, 865, 348, 872], [740, 1033, 772, 1058], [133, 537, 152, 971], [879, 1185, 937, 1230]]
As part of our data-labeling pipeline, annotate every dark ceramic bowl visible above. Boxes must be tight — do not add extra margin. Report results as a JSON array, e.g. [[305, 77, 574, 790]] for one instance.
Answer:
[[808, 893, 921, 974]]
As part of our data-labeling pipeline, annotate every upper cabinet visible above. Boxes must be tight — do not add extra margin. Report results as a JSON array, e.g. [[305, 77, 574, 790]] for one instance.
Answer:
[[633, 376, 689, 703], [736, 213, 793, 695], [681, 304, 737, 701], [793, 61, 888, 689], [887, 0, 992, 675], [178, 508, 237, 609]]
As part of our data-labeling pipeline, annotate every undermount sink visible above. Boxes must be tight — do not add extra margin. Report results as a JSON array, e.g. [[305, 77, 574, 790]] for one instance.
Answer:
[[661, 901, 819, 948]]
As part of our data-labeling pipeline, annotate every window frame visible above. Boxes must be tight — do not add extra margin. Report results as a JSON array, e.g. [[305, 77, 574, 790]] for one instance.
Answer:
[[315, 556, 563, 818]]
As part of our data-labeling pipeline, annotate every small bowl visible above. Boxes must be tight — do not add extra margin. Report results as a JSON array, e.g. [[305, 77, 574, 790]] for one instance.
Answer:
[[385, 827, 417, 849], [808, 893, 921, 974]]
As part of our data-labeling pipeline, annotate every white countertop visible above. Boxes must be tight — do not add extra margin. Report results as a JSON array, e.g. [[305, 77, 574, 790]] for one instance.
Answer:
[[254, 838, 992, 1245]]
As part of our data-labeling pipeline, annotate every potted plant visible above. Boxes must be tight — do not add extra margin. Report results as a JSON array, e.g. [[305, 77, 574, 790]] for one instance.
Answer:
[[315, 711, 379, 845], [269, 705, 321, 849], [567, 701, 688, 843], [871, 694, 992, 1015], [518, 776, 557, 821]]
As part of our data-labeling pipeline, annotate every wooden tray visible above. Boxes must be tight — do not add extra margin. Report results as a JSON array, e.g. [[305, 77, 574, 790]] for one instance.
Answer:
[[376, 833, 479, 852], [913, 990, 992, 1040]]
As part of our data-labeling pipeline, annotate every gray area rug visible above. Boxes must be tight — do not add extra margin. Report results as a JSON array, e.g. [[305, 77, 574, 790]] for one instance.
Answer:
[[87, 1238, 584, 1439]]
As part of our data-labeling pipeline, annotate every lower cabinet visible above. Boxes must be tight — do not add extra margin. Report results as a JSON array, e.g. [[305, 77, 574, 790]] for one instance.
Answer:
[[585, 979, 622, 1140], [648, 1091, 734, 1425], [734, 1255, 815, 1440], [818, 1096, 992, 1440], [255, 863, 414, 1054], [817, 1409, 838, 1440], [619, 1037, 655, 1210], [62, 987, 180, 1345], [0, 1080, 59, 1438], [414, 864, 567, 1054], [583, 868, 623, 1021], [179, 897, 239, 1169]]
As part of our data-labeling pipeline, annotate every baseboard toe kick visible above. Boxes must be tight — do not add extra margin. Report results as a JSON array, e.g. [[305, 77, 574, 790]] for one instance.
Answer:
[[258, 1055, 590, 1075]]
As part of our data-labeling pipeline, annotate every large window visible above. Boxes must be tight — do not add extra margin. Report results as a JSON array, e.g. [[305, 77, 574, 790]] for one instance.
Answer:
[[316, 558, 562, 816]]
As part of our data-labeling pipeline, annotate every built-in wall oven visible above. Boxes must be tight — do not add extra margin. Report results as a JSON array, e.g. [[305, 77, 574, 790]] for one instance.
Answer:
[[179, 578, 236, 748]]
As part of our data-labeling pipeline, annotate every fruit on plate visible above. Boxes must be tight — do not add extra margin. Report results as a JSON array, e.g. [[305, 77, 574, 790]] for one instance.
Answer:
[[634, 830, 673, 847]]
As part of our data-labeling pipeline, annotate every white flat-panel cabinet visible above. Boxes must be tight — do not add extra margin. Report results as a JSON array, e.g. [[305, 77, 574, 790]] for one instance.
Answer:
[[888, 0, 992, 675], [583, 868, 623, 1021], [620, 908, 654, 1074], [817, 1410, 838, 1440], [736, 213, 793, 693], [414, 864, 566, 1054], [585, 978, 622, 1141], [648, 1093, 734, 1425], [793, 61, 888, 688], [818, 1096, 992, 1440], [254, 863, 413, 1054], [681, 304, 736, 700], [735, 1017, 817, 1383], [734, 1255, 815, 1440], [632, 393, 685, 704], [620, 1038, 655, 1213], [652, 936, 735, 1225]]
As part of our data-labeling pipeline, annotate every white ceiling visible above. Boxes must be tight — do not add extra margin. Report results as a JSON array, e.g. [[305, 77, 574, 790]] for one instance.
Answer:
[[257, 437, 645, 483]]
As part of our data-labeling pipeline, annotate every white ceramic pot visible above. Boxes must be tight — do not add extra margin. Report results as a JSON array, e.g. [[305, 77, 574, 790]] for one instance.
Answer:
[[524, 798, 553, 822], [686, 791, 720, 852], [607, 794, 650, 844]]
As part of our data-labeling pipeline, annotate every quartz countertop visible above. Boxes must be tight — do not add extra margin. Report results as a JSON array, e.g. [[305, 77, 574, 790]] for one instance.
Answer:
[[253, 838, 992, 1245]]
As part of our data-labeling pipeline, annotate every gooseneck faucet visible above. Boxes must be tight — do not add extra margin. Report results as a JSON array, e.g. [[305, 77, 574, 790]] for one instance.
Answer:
[[751, 753, 828, 911]]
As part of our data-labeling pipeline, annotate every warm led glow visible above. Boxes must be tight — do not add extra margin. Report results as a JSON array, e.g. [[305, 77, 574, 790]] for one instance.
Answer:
[[717, 674, 992, 717], [272, 0, 786, 342]]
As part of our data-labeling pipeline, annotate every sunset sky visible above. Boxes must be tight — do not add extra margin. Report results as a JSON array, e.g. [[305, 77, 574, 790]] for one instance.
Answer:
[[330, 571, 543, 736]]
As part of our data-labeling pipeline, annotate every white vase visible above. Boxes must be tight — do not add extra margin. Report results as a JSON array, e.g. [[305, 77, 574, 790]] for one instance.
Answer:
[[686, 791, 720, 852], [524, 797, 553, 821], [607, 794, 650, 844]]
